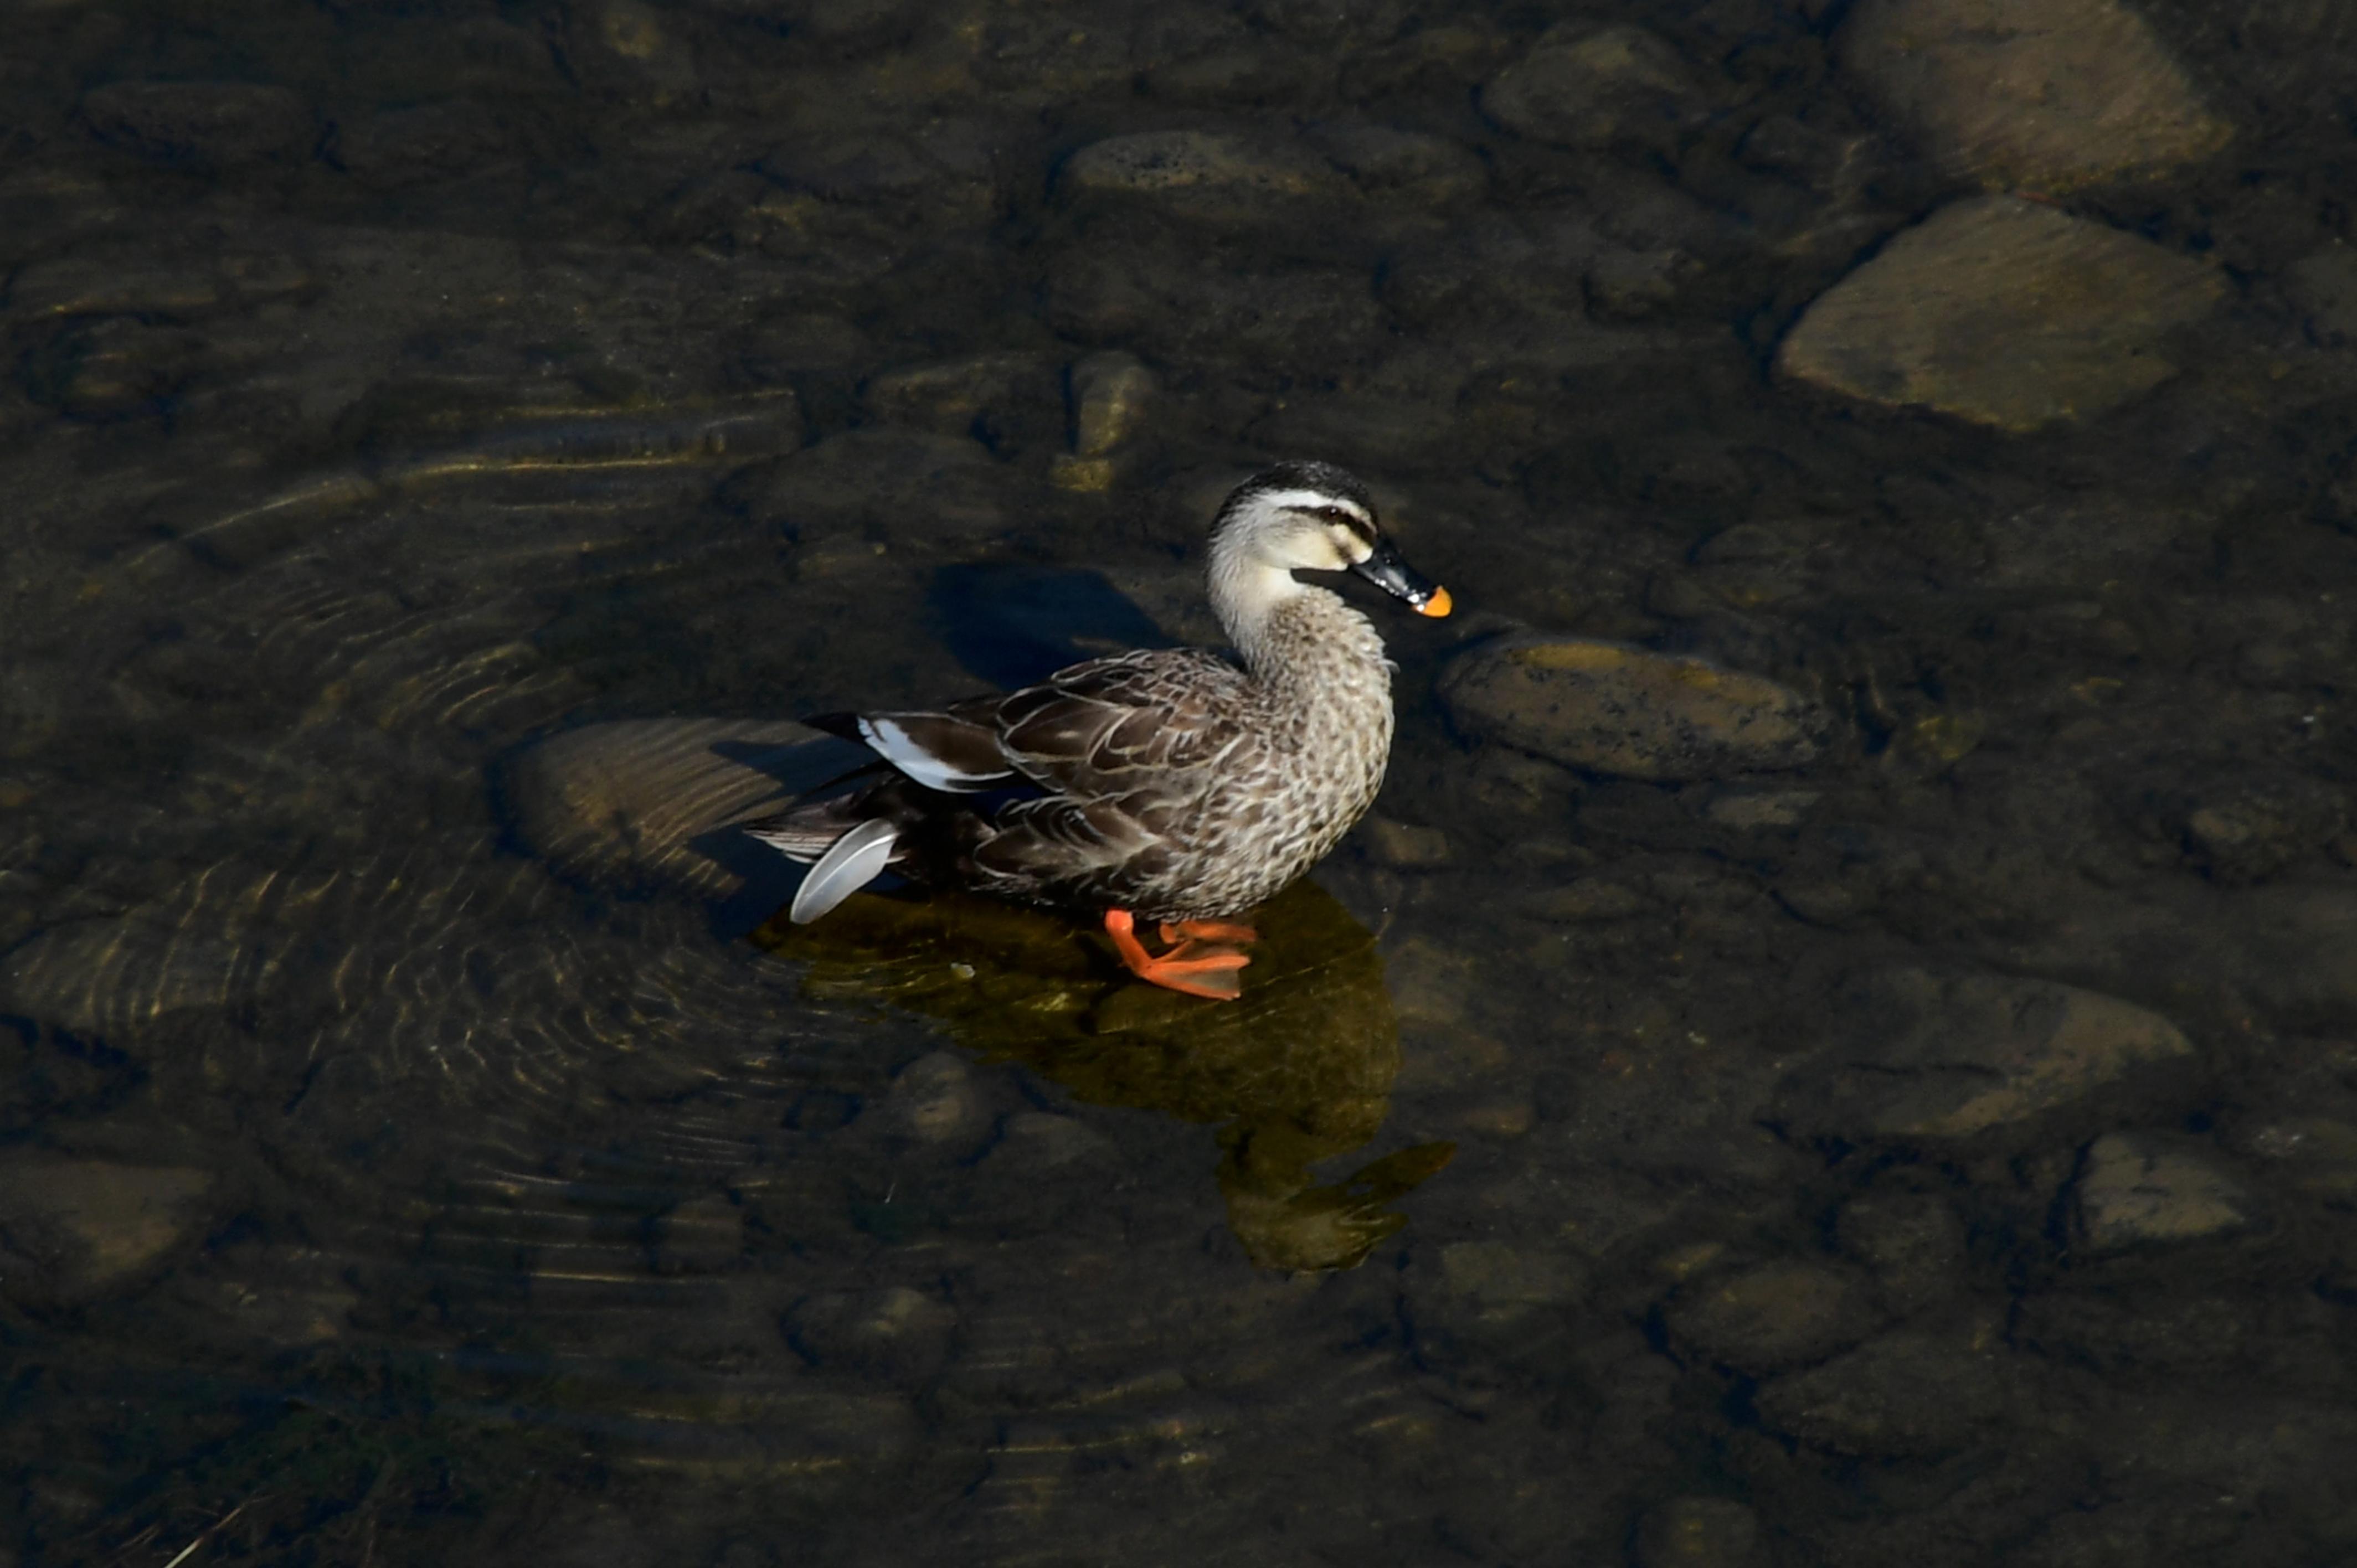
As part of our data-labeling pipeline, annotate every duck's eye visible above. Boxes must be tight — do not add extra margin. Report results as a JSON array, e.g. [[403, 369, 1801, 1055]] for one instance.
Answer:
[[1296, 504, 1375, 543]]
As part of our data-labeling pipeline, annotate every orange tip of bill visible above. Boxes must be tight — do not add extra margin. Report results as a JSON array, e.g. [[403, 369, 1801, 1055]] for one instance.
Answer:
[[1418, 585, 1453, 618]]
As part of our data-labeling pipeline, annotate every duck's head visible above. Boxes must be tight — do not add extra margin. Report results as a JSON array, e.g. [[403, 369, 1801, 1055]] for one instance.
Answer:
[[1210, 460, 1453, 619]]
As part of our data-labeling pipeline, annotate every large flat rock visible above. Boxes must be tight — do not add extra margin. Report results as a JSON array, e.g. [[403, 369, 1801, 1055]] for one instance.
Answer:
[[1841, 0, 2231, 194], [1439, 636, 1825, 781], [1778, 195, 2224, 431], [2071, 1132, 2262, 1253], [1776, 967, 2196, 1143], [504, 717, 842, 898], [0, 1157, 215, 1309]]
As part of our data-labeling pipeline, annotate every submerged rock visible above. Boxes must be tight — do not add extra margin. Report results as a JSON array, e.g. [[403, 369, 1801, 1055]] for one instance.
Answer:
[[2071, 1132, 2261, 1253], [1057, 130, 1348, 227], [2235, 1116, 2357, 1201], [1778, 195, 2225, 431], [503, 716, 834, 898], [784, 1285, 958, 1380], [1437, 1239, 1588, 1311], [763, 125, 1000, 219], [1, 913, 256, 1041], [22, 317, 205, 419], [328, 100, 509, 189], [1305, 121, 1488, 209], [1836, 1189, 1966, 1313], [1046, 246, 1384, 364], [0, 1157, 214, 1309], [1067, 350, 1155, 457], [1143, 41, 1313, 106], [863, 352, 1061, 453], [4, 243, 310, 322], [2288, 243, 2357, 345], [2122, 767, 2348, 884], [888, 1051, 993, 1154], [1776, 968, 2196, 1143], [2214, 886, 2357, 1026], [1051, 350, 1157, 491], [1664, 1259, 1879, 1372], [735, 427, 1013, 539], [1840, 0, 2231, 193], [81, 80, 315, 166], [1635, 1495, 1761, 1568], [1481, 24, 1707, 153], [1439, 637, 1825, 781], [1754, 1317, 2014, 1456]]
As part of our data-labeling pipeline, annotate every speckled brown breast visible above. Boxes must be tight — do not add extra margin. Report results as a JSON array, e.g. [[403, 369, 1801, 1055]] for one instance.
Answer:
[[1041, 592, 1395, 921]]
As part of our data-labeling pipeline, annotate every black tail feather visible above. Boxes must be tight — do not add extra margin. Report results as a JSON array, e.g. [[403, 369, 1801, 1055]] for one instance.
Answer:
[[801, 711, 866, 746]]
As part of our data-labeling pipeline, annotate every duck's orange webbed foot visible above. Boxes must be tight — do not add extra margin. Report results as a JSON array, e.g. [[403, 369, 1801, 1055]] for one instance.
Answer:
[[1103, 909, 1253, 1000]]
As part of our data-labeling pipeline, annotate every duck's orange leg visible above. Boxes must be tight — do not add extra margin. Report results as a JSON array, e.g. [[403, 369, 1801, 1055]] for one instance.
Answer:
[[1103, 909, 1252, 1000], [1158, 917, 1259, 946]]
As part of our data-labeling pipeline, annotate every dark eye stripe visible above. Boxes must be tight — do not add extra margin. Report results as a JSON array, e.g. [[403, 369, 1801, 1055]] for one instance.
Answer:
[[1304, 504, 1375, 539]]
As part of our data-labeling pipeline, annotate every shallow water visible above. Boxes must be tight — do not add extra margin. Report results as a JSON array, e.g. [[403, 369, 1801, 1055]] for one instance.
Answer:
[[4, 1, 2357, 1564]]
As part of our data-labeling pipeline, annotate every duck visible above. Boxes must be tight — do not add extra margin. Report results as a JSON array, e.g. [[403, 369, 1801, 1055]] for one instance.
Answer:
[[744, 459, 1450, 999]]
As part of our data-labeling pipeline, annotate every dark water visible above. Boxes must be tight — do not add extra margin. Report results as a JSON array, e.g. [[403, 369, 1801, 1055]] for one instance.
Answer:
[[5, 2, 2357, 1564]]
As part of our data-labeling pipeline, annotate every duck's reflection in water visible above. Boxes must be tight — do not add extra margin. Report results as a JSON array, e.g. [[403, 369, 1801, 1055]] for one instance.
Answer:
[[753, 880, 1453, 1271]]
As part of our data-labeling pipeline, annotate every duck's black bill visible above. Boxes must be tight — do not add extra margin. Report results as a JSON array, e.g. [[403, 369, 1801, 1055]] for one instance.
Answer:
[[1350, 538, 1453, 618]]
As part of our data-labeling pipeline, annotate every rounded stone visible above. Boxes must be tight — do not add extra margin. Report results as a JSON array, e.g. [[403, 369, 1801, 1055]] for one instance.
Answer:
[[1306, 122, 1487, 208], [889, 1050, 991, 1151], [1635, 1495, 1761, 1568], [0, 1158, 215, 1309], [502, 717, 829, 898], [2289, 243, 2357, 345], [1777, 195, 2225, 432], [2071, 1133, 2261, 1253], [1836, 1190, 1965, 1311], [1664, 1260, 1878, 1372], [1481, 24, 1706, 152], [735, 428, 1013, 539], [1773, 968, 2196, 1144], [987, 1111, 1117, 1170], [1067, 350, 1156, 459], [1439, 636, 1825, 781], [863, 353, 1061, 452], [2233, 1116, 2357, 1200], [329, 100, 508, 189], [1753, 1319, 2013, 1456], [81, 80, 315, 166], [783, 1285, 957, 1380], [1840, 0, 2232, 193], [1057, 130, 1347, 226]]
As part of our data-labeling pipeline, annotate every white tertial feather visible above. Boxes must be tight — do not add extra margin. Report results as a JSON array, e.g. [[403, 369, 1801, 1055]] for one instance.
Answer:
[[857, 716, 1010, 792], [789, 818, 899, 924]]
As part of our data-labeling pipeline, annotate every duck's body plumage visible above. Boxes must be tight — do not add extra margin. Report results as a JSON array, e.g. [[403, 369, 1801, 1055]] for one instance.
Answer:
[[745, 460, 1449, 992]]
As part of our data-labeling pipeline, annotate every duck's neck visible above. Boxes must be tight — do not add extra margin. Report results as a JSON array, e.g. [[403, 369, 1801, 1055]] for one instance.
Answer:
[[1208, 549, 1388, 695]]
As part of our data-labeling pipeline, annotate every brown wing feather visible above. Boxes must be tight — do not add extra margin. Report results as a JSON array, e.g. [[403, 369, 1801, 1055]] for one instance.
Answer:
[[950, 649, 1250, 902], [996, 649, 1248, 798]]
